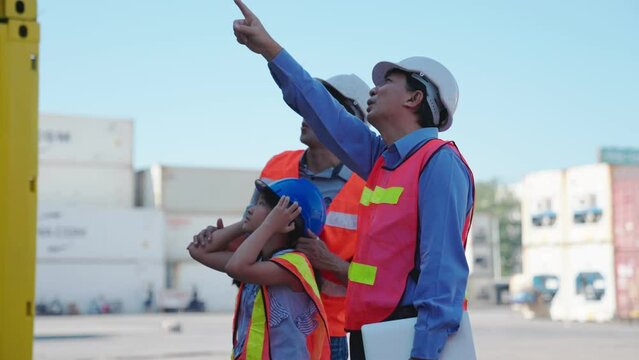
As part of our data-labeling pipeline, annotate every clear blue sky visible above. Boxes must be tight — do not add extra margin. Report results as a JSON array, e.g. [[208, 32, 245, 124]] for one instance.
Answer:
[[38, 0, 639, 183]]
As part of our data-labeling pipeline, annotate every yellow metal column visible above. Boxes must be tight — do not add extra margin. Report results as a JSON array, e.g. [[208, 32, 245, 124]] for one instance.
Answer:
[[0, 0, 39, 359]]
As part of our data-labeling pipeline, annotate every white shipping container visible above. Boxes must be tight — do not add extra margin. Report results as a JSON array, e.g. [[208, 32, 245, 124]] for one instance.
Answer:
[[522, 244, 565, 279], [39, 163, 134, 207], [171, 260, 238, 312], [550, 242, 616, 322], [35, 260, 164, 314], [37, 204, 164, 261], [565, 164, 613, 244], [136, 165, 259, 213], [165, 212, 243, 261], [521, 170, 567, 246], [39, 113, 133, 166]]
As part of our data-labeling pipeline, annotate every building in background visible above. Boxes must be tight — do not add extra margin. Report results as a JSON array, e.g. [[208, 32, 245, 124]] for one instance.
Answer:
[[466, 213, 502, 305], [520, 148, 639, 321]]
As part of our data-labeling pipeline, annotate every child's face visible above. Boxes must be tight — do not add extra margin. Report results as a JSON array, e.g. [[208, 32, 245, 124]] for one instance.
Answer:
[[242, 193, 272, 232]]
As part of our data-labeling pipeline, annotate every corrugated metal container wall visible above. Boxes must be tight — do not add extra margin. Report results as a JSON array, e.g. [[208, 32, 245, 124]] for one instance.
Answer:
[[551, 243, 615, 322], [521, 170, 567, 246], [172, 260, 238, 312], [565, 164, 613, 244], [614, 249, 639, 319], [35, 260, 164, 314], [38, 164, 134, 207], [522, 244, 564, 279], [611, 166, 639, 249], [39, 114, 133, 166], [37, 205, 164, 260], [137, 166, 259, 213], [165, 212, 243, 261]]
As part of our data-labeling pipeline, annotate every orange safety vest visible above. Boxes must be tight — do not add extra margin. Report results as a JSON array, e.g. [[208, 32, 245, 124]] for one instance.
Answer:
[[260, 150, 365, 337], [345, 139, 475, 331], [232, 252, 331, 360]]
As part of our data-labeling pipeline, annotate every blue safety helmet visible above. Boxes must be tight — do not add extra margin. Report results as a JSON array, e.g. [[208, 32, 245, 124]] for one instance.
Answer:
[[255, 178, 326, 235]]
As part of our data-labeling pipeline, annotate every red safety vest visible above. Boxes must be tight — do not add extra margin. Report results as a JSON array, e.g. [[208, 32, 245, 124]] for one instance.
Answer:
[[232, 252, 331, 360], [345, 139, 475, 330], [260, 150, 365, 337]]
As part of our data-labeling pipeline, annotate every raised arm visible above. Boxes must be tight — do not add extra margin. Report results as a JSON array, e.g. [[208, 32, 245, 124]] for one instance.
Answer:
[[231, 0, 385, 179], [224, 196, 302, 290]]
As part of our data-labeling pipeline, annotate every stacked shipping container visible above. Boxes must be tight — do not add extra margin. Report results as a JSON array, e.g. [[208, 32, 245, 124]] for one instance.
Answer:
[[36, 114, 164, 314], [522, 163, 639, 321]]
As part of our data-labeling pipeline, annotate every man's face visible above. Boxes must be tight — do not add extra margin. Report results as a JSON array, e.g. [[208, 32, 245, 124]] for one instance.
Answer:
[[366, 70, 411, 126], [300, 120, 322, 148]]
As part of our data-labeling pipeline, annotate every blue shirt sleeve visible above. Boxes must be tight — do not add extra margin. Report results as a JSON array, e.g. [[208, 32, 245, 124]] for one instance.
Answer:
[[268, 49, 385, 180], [411, 147, 473, 360]]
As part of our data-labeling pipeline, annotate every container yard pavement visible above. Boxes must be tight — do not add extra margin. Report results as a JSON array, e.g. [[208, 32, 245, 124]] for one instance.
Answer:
[[33, 307, 639, 360]]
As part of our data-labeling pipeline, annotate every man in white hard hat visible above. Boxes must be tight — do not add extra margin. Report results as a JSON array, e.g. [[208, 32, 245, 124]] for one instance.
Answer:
[[230, 1, 476, 360], [189, 73, 370, 360]]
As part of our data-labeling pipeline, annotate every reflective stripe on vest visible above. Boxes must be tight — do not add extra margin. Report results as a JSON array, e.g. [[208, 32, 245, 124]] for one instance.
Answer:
[[325, 211, 357, 230], [245, 289, 267, 360], [348, 262, 378, 285], [359, 186, 404, 206], [276, 252, 321, 299]]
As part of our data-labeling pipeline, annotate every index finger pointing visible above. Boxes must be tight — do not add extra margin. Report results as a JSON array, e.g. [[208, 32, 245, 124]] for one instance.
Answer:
[[233, 0, 255, 20]]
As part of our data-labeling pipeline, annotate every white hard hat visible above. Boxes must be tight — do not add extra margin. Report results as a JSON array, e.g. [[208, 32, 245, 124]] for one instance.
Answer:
[[372, 57, 459, 131], [319, 74, 370, 121]]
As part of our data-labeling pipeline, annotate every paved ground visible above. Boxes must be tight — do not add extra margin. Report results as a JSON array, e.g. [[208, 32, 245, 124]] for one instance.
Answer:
[[33, 306, 639, 359]]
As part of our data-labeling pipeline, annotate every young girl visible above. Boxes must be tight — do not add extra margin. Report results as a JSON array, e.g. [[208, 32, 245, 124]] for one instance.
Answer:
[[188, 178, 330, 360]]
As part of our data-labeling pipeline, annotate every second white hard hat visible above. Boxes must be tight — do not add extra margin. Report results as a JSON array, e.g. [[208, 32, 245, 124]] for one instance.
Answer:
[[372, 57, 459, 131], [319, 74, 370, 121]]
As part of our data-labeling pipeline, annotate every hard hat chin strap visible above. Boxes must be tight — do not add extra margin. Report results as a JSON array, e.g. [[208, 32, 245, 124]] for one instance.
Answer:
[[410, 73, 442, 126]]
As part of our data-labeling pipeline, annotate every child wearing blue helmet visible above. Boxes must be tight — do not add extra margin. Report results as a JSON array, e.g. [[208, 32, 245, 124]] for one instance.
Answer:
[[188, 178, 331, 360]]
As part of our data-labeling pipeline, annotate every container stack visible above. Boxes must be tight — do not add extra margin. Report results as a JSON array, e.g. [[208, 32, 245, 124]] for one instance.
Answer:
[[36, 114, 165, 314], [521, 163, 639, 321], [136, 165, 259, 311]]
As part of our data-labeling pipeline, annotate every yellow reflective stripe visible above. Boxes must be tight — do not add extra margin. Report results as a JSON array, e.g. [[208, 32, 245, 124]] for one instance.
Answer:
[[359, 186, 404, 206], [348, 262, 377, 285], [360, 187, 373, 206], [246, 289, 266, 359], [278, 252, 321, 298]]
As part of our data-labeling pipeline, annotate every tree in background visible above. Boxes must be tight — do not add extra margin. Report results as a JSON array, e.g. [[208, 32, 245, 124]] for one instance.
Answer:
[[475, 180, 522, 277]]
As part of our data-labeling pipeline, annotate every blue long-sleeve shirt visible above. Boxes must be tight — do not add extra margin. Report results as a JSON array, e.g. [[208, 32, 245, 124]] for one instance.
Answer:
[[268, 49, 473, 360]]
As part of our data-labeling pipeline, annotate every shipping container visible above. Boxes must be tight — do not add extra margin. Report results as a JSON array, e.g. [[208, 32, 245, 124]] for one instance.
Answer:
[[37, 204, 164, 261], [550, 242, 616, 322], [136, 165, 259, 213], [521, 170, 567, 246], [522, 244, 564, 280], [614, 249, 639, 319], [165, 212, 243, 261], [39, 163, 134, 207], [611, 166, 639, 249], [466, 213, 500, 278], [565, 164, 613, 244], [39, 113, 133, 166], [170, 260, 238, 312], [35, 260, 164, 314]]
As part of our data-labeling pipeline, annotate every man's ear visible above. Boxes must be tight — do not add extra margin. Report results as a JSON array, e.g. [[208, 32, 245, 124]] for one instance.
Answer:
[[404, 90, 424, 111]]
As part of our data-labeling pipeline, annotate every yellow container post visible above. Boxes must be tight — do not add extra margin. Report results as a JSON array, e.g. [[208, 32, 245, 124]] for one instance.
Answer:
[[0, 0, 40, 359]]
